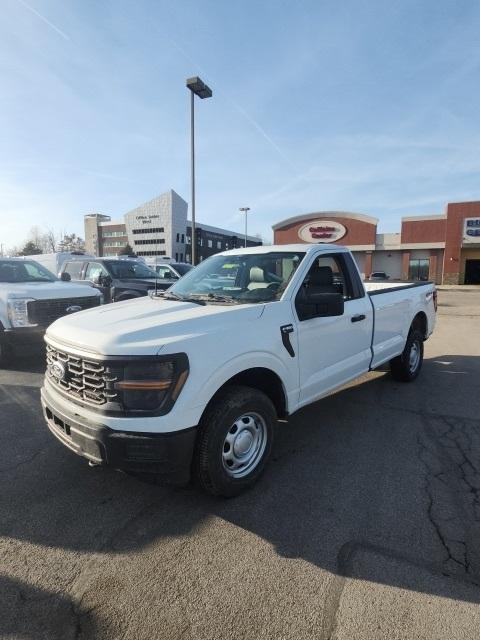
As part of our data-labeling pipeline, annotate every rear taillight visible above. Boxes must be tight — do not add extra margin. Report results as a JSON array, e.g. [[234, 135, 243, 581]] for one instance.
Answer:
[[433, 290, 438, 312]]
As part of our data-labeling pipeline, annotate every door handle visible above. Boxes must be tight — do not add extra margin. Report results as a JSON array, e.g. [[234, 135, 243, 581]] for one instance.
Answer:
[[351, 314, 366, 323]]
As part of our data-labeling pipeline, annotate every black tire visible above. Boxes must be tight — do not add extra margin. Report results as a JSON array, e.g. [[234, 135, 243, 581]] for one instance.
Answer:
[[193, 385, 276, 497], [390, 328, 424, 382], [0, 332, 12, 368]]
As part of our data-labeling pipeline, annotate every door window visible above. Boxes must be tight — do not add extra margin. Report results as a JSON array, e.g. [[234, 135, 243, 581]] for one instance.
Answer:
[[303, 254, 362, 300], [63, 261, 84, 279], [85, 262, 108, 281], [295, 254, 353, 321], [156, 266, 175, 279]]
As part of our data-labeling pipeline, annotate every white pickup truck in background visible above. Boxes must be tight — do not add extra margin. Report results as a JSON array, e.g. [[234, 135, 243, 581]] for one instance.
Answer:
[[0, 258, 102, 366], [41, 244, 437, 496]]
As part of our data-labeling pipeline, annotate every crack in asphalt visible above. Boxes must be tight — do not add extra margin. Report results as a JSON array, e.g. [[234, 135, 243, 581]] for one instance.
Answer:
[[322, 537, 480, 640], [0, 447, 48, 474], [418, 414, 480, 582]]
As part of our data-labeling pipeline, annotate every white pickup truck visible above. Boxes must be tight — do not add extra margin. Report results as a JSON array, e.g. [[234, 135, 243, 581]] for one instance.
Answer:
[[0, 258, 102, 366], [41, 244, 437, 496]]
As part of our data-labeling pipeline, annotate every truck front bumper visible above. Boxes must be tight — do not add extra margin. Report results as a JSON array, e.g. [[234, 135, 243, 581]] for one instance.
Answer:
[[41, 386, 197, 485]]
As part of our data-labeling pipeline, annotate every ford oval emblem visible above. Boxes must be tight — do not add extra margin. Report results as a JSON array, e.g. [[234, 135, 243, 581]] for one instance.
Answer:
[[65, 305, 82, 314], [50, 361, 66, 381]]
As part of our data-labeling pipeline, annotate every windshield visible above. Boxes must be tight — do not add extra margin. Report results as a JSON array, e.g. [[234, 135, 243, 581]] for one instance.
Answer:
[[0, 260, 56, 283], [168, 252, 305, 304], [107, 261, 157, 280]]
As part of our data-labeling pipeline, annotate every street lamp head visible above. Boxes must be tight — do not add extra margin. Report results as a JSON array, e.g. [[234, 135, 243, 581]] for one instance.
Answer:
[[239, 207, 251, 213], [186, 76, 212, 99]]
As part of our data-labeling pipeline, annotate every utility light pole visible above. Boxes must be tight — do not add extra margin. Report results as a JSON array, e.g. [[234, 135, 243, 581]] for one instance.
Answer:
[[239, 207, 251, 247], [186, 76, 212, 265]]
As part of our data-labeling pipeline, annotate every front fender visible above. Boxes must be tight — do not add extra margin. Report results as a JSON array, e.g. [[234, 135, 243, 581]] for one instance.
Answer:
[[192, 350, 297, 417]]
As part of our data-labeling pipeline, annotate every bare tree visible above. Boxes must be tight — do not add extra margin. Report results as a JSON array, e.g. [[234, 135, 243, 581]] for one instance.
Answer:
[[44, 228, 57, 252], [28, 226, 44, 251], [26, 226, 58, 253]]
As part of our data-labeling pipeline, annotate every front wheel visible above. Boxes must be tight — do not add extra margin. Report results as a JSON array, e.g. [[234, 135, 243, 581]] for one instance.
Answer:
[[193, 385, 276, 497], [390, 329, 424, 382]]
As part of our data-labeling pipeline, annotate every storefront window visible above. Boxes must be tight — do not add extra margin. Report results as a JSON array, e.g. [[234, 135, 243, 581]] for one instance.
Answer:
[[408, 259, 430, 281]]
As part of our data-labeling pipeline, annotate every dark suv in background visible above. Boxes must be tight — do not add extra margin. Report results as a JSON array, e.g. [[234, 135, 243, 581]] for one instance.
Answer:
[[60, 258, 176, 303]]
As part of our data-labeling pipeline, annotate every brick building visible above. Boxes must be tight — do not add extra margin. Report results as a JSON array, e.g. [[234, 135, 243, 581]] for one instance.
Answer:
[[272, 201, 480, 284]]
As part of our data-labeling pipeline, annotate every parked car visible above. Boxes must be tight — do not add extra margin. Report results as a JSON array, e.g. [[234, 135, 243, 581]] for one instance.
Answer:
[[368, 271, 390, 281], [59, 257, 165, 302], [42, 244, 437, 496], [0, 258, 102, 366]]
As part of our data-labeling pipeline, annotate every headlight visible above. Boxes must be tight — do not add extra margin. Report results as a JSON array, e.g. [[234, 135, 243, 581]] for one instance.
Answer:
[[114, 355, 189, 413], [7, 297, 37, 328]]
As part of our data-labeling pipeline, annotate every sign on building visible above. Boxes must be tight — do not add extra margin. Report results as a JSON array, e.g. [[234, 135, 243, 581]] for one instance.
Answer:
[[463, 218, 480, 244], [298, 220, 347, 243]]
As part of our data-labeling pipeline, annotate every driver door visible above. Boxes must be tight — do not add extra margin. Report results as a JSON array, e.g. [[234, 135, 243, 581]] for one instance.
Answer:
[[294, 253, 372, 406]]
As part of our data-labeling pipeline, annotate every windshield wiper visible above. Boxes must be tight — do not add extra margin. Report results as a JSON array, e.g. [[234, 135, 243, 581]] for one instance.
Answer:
[[162, 292, 206, 305], [187, 293, 240, 304]]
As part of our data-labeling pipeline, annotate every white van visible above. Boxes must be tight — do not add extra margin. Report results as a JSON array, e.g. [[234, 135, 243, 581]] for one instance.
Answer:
[[23, 252, 94, 277]]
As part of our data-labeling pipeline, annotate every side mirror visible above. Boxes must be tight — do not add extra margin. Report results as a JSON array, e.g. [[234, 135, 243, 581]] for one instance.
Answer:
[[93, 274, 112, 286], [100, 274, 112, 287], [296, 291, 344, 320], [60, 272, 71, 282]]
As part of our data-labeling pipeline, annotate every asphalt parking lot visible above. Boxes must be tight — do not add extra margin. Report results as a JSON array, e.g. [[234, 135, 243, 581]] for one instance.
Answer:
[[1, 289, 480, 640]]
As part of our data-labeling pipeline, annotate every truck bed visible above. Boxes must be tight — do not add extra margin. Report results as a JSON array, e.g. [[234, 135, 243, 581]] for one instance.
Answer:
[[365, 280, 436, 369], [364, 281, 433, 294]]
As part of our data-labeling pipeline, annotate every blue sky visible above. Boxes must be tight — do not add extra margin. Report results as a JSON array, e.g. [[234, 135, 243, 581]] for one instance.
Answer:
[[1, 0, 480, 250]]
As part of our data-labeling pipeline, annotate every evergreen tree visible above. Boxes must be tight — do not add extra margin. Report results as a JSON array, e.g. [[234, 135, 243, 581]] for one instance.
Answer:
[[19, 241, 42, 255], [118, 243, 136, 256]]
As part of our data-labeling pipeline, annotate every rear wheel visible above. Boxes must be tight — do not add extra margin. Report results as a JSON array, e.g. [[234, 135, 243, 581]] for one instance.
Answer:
[[194, 385, 276, 497], [390, 328, 424, 382]]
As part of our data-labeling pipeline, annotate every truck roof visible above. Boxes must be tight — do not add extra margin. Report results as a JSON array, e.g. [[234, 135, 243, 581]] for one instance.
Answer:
[[221, 243, 343, 256]]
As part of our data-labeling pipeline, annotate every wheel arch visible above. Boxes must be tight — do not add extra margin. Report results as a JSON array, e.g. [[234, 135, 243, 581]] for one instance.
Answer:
[[199, 367, 288, 422], [411, 311, 428, 339]]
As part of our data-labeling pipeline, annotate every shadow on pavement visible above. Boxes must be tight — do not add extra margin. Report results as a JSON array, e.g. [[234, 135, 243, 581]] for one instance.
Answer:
[[1, 353, 480, 623], [0, 574, 99, 639], [2, 346, 46, 374]]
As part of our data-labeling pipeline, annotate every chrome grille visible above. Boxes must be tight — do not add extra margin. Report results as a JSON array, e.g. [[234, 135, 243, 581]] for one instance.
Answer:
[[46, 345, 119, 406]]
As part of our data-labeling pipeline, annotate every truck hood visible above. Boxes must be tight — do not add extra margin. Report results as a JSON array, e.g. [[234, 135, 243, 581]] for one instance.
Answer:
[[4, 281, 101, 300], [46, 296, 264, 356]]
